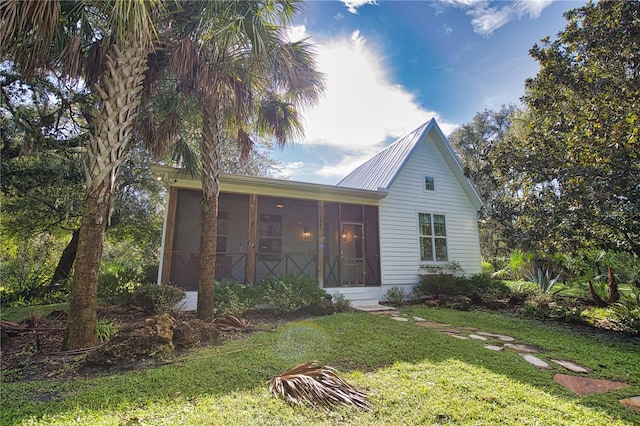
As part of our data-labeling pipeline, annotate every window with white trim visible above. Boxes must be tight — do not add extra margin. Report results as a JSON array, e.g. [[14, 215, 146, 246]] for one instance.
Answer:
[[424, 175, 435, 191], [419, 213, 447, 261]]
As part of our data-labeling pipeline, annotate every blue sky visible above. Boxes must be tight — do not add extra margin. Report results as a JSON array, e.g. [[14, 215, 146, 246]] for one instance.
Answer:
[[273, 0, 585, 184]]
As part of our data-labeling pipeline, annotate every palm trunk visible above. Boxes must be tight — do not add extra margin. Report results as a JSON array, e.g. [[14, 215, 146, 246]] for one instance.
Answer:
[[49, 228, 80, 287], [197, 97, 221, 321], [62, 39, 148, 350], [607, 267, 620, 303]]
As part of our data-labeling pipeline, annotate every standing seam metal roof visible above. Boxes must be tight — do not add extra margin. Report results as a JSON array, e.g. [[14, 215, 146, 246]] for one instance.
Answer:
[[337, 119, 435, 191]]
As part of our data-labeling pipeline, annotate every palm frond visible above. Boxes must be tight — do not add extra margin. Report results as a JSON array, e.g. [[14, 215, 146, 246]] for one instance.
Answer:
[[154, 112, 181, 158], [256, 97, 304, 146], [268, 361, 373, 411], [214, 313, 252, 331]]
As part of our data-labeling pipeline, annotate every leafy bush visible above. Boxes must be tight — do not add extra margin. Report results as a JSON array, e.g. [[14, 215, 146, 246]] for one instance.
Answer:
[[98, 268, 140, 305], [214, 280, 263, 317], [414, 273, 510, 305], [0, 235, 68, 307], [605, 303, 640, 335], [131, 284, 185, 315], [332, 292, 352, 313], [385, 286, 406, 306], [260, 274, 327, 316]]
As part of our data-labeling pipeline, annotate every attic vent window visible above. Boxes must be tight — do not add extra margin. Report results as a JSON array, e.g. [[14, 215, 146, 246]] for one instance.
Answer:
[[424, 176, 435, 191]]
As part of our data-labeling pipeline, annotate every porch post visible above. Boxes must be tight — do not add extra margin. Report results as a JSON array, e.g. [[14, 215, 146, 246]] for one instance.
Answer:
[[317, 200, 325, 287], [245, 194, 258, 284], [160, 187, 178, 284]]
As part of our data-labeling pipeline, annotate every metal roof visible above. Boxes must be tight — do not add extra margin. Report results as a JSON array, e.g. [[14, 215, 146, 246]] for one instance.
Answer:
[[337, 118, 483, 210], [337, 119, 434, 191]]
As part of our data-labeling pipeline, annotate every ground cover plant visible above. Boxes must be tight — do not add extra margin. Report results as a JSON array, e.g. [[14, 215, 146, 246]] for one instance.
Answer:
[[2, 306, 638, 425]]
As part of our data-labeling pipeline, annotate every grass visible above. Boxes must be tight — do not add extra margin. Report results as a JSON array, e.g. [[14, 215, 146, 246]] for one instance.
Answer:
[[0, 303, 68, 322], [2, 306, 639, 425]]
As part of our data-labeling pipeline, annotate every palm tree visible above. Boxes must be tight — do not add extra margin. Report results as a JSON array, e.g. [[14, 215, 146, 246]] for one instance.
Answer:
[[0, 0, 162, 349], [167, 0, 324, 320]]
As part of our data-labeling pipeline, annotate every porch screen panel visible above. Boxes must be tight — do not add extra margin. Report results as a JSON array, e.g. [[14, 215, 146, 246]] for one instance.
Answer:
[[323, 203, 340, 287], [171, 189, 202, 290], [364, 205, 380, 285]]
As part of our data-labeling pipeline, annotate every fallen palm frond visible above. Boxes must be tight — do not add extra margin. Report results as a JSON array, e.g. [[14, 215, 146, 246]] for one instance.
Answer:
[[267, 361, 373, 411], [213, 314, 252, 331]]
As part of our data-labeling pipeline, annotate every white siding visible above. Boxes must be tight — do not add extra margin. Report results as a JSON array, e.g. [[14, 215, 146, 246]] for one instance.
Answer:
[[379, 131, 482, 295]]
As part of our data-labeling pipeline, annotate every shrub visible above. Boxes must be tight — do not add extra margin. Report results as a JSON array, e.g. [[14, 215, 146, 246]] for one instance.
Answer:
[[214, 280, 263, 317], [260, 274, 327, 316], [96, 319, 118, 342], [415, 273, 461, 297], [131, 284, 185, 315], [524, 267, 561, 293], [607, 303, 640, 335], [332, 292, 352, 313], [385, 286, 406, 306]]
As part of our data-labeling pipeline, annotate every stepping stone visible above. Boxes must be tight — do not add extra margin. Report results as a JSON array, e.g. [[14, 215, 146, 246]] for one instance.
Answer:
[[412, 316, 427, 321], [550, 359, 592, 373], [554, 374, 630, 396], [476, 332, 515, 342], [521, 354, 550, 369], [458, 326, 477, 331], [448, 334, 469, 340], [391, 316, 409, 322], [505, 343, 542, 354], [469, 334, 488, 341], [620, 396, 640, 412], [484, 345, 504, 351], [438, 328, 461, 334], [415, 321, 449, 328]]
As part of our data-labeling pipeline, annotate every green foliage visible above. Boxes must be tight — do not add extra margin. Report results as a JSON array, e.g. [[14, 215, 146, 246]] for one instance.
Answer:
[[214, 280, 264, 317], [0, 234, 68, 307], [260, 274, 328, 316], [384, 286, 407, 306], [492, 249, 534, 280], [524, 268, 561, 293], [600, 304, 640, 336], [131, 284, 185, 315], [331, 292, 352, 313], [494, 1, 640, 258], [415, 273, 511, 305], [96, 319, 118, 342]]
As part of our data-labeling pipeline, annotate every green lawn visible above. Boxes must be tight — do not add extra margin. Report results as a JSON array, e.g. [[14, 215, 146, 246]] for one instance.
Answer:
[[2, 306, 639, 425]]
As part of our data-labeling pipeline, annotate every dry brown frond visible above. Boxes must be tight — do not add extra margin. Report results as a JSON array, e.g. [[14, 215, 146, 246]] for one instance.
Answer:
[[154, 112, 181, 158], [171, 38, 200, 86], [61, 35, 82, 80], [268, 361, 373, 411], [236, 127, 253, 160], [214, 314, 252, 331], [86, 40, 106, 86]]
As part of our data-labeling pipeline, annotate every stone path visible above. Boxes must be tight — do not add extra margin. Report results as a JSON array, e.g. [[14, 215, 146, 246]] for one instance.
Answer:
[[376, 311, 638, 412]]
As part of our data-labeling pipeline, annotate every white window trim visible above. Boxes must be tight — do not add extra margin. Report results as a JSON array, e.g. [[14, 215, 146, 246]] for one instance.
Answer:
[[422, 174, 436, 193], [418, 212, 448, 263]]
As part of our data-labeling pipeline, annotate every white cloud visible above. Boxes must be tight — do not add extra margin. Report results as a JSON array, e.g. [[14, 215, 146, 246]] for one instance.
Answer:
[[340, 0, 378, 14], [289, 27, 456, 179], [281, 161, 304, 178], [442, 0, 556, 35]]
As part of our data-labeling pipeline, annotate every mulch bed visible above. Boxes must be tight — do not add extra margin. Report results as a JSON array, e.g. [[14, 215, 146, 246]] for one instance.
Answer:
[[0, 306, 285, 383]]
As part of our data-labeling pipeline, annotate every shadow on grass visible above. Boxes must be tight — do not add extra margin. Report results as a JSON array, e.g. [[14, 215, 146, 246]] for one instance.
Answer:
[[2, 308, 639, 424]]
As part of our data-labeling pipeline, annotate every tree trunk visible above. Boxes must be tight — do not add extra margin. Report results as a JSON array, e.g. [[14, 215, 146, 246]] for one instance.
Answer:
[[49, 228, 80, 287], [61, 194, 109, 350], [197, 96, 221, 321], [62, 39, 148, 350], [588, 280, 607, 307], [607, 267, 620, 303]]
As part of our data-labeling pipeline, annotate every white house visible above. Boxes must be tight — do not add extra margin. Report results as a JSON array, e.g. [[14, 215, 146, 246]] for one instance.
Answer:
[[154, 118, 482, 308]]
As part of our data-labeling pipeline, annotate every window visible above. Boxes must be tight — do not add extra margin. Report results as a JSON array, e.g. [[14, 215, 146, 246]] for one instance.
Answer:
[[419, 213, 447, 261], [424, 175, 435, 191], [258, 214, 282, 261]]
